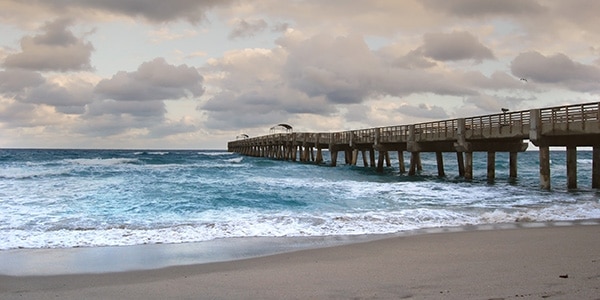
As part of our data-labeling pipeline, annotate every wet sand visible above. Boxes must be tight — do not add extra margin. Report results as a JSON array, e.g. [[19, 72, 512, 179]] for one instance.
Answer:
[[1, 224, 599, 299]]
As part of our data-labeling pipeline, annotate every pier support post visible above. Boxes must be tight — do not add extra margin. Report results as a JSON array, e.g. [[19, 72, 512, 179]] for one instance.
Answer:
[[409, 152, 421, 176], [465, 152, 473, 180], [539, 146, 551, 189], [302, 134, 309, 162], [487, 152, 496, 182], [291, 134, 297, 161], [398, 150, 406, 173], [567, 146, 577, 189], [377, 151, 385, 173], [361, 150, 369, 167], [369, 149, 376, 167], [351, 149, 358, 165], [436, 152, 445, 177], [316, 146, 323, 164], [341, 149, 347, 164], [385, 151, 391, 167], [593, 146, 600, 189], [457, 152, 465, 177], [330, 149, 338, 167], [509, 152, 518, 178]]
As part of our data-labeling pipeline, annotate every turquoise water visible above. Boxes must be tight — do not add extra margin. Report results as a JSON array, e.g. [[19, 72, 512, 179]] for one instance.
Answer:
[[1, 149, 599, 250]]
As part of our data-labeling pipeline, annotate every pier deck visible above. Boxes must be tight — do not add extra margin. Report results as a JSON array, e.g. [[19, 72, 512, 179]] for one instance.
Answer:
[[228, 102, 600, 189]]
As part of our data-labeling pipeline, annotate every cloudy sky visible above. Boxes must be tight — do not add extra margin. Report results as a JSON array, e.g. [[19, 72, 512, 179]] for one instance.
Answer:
[[1, 0, 599, 149]]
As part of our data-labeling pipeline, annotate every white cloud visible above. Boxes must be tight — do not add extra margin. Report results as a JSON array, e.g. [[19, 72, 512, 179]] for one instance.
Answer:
[[95, 57, 204, 101], [3, 19, 94, 71], [1, 0, 600, 148]]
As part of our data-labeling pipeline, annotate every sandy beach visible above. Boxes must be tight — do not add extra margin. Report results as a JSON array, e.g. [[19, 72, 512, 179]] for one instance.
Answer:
[[1, 224, 599, 299]]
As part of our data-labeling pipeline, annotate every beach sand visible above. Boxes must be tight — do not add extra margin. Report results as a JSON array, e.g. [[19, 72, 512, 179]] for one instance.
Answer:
[[1, 224, 599, 299]]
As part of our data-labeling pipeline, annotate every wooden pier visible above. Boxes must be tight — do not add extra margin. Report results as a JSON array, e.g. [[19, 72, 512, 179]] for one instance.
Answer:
[[228, 102, 600, 189]]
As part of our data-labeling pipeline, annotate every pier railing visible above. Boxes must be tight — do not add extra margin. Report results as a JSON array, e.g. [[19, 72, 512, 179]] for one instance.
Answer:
[[540, 102, 600, 132], [228, 101, 600, 190], [229, 101, 599, 150]]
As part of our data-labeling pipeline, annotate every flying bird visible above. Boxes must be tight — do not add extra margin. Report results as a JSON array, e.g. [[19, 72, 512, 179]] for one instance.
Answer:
[[501, 108, 509, 113], [520, 78, 528, 82]]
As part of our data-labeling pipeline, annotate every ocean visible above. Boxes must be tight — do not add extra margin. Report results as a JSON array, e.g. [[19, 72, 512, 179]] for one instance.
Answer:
[[1, 148, 599, 251]]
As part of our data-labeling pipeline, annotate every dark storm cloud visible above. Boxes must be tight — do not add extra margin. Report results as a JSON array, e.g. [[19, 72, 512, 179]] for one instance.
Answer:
[[3, 19, 94, 71], [229, 19, 268, 39], [421, 31, 495, 62], [95, 58, 204, 101], [511, 51, 600, 92], [421, 0, 546, 17]]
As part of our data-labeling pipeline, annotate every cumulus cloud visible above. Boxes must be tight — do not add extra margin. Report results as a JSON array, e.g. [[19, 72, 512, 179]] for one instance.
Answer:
[[511, 51, 600, 92], [0, 69, 94, 114], [3, 19, 94, 71], [228, 19, 268, 39], [76, 58, 205, 137], [86, 99, 166, 117], [0, 69, 45, 94], [148, 117, 198, 138], [83, 0, 230, 23], [7, 0, 231, 24], [0, 100, 63, 128], [95, 57, 204, 101], [397, 103, 449, 119], [283, 33, 379, 104], [200, 32, 490, 130], [200, 47, 323, 129], [421, 0, 545, 17], [420, 31, 495, 62], [24, 80, 94, 114]]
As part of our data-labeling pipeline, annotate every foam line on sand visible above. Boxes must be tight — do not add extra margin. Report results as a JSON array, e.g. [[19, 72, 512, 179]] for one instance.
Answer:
[[1, 224, 599, 299]]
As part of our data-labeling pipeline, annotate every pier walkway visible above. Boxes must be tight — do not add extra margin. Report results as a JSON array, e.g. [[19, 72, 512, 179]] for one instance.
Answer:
[[228, 102, 600, 189]]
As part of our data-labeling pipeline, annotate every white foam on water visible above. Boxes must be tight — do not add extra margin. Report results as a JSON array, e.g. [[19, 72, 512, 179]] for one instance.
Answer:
[[198, 151, 232, 156], [64, 158, 139, 166], [225, 157, 244, 163], [2, 150, 599, 251], [2, 200, 599, 250]]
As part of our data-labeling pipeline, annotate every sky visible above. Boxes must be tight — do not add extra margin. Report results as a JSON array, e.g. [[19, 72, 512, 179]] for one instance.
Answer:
[[1, 0, 599, 149]]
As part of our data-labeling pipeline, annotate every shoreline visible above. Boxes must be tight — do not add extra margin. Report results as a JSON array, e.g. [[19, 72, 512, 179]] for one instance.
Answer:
[[1, 220, 599, 276], [1, 223, 600, 299]]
